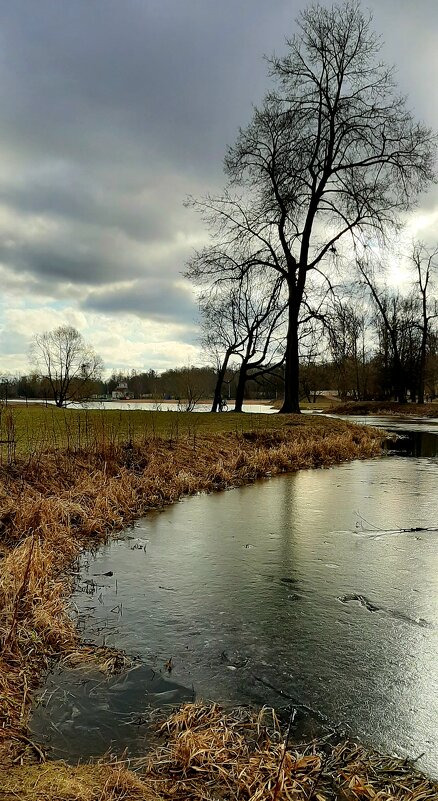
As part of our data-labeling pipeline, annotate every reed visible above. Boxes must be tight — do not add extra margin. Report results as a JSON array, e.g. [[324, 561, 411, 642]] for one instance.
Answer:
[[1, 702, 436, 800], [333, 400, 438, 417]]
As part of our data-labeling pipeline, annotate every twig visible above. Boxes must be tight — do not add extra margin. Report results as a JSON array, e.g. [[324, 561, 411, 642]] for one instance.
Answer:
[[11, 733, 46, 763], [272, 707, 296, 801]]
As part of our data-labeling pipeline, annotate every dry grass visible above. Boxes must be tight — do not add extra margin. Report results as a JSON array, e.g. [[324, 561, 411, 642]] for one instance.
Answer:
[[333, 400, 438, 417], [0, 702, 437, 800], [0, 410, 384, 765]]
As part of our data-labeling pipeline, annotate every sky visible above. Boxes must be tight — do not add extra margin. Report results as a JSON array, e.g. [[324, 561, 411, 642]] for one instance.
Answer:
[[0, 0, 437, 377]]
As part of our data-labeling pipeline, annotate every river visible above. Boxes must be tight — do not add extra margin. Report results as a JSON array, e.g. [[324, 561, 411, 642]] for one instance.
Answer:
[[31, 416, 438, 777]]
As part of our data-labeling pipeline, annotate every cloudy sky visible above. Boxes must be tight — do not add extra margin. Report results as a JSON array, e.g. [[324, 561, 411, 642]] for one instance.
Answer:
[[0, 0, 437, 376]]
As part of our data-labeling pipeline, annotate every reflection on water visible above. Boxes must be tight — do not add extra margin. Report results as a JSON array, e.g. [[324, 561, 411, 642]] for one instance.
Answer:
[[388, 431, 438, 458], [31, 429, 438, 777], [332, 414, 438, 457]]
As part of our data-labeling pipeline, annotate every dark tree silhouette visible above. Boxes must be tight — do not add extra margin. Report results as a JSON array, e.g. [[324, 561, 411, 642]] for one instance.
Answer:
[[410, 243, 438, 403]]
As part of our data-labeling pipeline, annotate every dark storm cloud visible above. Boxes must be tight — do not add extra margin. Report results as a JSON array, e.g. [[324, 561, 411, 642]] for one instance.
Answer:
[[0, 232, 144, 287], [0, 0, 296, 303], [83, 279, 197, 325], [0, 0, 436, 210]]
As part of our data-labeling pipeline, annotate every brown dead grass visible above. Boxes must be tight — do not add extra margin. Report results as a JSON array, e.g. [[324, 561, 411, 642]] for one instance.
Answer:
[[0, 702, 436, 801], [0, 417, 383, 763], [333, 400, 438, 417]]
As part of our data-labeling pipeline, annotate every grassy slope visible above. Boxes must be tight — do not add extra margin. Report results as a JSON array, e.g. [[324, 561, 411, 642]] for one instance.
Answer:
[[1, 404, 335, 458]]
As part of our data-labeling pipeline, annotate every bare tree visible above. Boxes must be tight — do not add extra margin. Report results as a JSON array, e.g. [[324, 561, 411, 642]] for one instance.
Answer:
[[326, 297, 371, 399], [410, 243, 438, 403], [198, 271, 287, 412], [231, 274, 286, 412], [357, 259, 412, 402], [187, 1, 436, 412], [199, 286, 247, 412], [358, 242, 438, 403], [30, 326, 103, 407]]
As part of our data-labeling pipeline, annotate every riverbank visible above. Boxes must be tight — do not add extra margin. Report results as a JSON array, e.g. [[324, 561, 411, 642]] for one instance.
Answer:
[[333, 400, 438, 417], [0, 410, 384, 763], [2, 702, 437, 801], [1, 410, 437, 796]]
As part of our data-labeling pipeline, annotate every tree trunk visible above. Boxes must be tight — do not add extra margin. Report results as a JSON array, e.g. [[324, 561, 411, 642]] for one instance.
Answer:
[[418, 330, 427, 404], [418, 360, 426, 404], [394, 375, 407, 404], [279, 299, 300, 413], [211, 351, 231, 412], [234, 365, 247, 412]]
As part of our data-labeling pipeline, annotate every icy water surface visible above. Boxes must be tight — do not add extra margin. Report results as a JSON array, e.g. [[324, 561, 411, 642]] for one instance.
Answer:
[[31, 424, 438, 777]]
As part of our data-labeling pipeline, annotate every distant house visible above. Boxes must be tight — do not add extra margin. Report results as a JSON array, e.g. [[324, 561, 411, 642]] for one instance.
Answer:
[[112, 381, 131, 400]]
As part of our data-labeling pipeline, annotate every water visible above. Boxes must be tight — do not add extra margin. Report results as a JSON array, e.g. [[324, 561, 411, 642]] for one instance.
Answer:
[[334, 414, 438, 458], [31, 422, 438, 777], [11, 399, 276, 413]]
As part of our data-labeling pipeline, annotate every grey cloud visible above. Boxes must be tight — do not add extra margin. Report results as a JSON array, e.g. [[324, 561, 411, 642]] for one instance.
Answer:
[[0, 0, 436, 220], [0, 208, 196, 291], [0, 1, 436, 178], [0, 168, 180, 245], [0, 0, 436, 373], [0, 237, 139, 287], [83, 278, 197, 326]]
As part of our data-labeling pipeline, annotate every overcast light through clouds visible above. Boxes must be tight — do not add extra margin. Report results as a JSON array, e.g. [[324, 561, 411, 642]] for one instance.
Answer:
[[0, 0, 437, 375]]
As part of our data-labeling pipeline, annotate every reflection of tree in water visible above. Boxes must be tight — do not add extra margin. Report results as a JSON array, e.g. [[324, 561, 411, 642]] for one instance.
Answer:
[[388, 431, 438, 458]]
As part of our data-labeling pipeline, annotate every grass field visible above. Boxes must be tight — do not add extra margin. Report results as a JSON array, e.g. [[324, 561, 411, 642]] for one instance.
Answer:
[[0, 402, 350, 463]]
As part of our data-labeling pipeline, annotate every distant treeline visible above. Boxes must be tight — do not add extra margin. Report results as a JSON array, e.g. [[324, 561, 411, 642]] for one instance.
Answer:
[[2, 336, 438, 408]]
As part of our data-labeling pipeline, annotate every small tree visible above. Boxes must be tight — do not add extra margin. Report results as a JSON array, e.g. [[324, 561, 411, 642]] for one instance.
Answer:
[[231, 275, 286, 412], [30, 326, 103, 407], [199, 272, 286, 411], [326, 298, 371, 400], [199, 286, 247, 412], [410, 243, 438, 403]]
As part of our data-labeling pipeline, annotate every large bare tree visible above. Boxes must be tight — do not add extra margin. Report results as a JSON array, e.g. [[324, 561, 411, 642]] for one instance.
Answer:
[[187, 0, 436, 412], [31, 326, 103, 407]]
